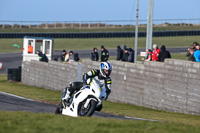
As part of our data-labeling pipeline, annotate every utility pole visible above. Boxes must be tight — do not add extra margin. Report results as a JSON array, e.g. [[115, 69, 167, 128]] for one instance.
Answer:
[[146, 0, 154, 50], [134, 0, 139, 63]]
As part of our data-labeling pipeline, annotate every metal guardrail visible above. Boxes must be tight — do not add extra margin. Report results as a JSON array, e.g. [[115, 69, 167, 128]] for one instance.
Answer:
[[0, 18, 200, 29], [1, 30, 200, 38]]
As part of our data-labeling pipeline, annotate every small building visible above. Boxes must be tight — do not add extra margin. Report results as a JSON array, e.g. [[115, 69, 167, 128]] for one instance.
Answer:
[[23, 36, 54, 61]]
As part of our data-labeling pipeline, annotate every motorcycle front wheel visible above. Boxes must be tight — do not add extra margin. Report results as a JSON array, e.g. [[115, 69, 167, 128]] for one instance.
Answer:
[[78, 99, 97, 117]]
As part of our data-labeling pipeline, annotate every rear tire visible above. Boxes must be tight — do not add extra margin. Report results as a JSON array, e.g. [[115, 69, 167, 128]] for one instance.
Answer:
[[78, 99, 97, 117], [55, 102, 62, 114]]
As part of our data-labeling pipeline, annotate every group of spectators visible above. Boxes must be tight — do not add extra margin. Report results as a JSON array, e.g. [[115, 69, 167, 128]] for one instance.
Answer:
[[142, 44, 171, 62], [91, 45, 134, 63], [90, 44, 171, 63], [91, 45, 109, 62], [186, 42, 200, 62], [60, 50, 79, 63], [37, 41, 200, 64], [37, 43, 172, 63], [116, 45, 134, 62]]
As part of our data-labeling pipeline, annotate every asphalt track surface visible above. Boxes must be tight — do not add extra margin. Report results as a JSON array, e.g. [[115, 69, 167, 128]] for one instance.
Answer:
[[0, 91, 160, 121], [0, 47, 187, 74]]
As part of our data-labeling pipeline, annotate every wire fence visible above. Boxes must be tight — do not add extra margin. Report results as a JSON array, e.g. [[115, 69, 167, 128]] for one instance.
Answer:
[[0, 18, 200, 29]]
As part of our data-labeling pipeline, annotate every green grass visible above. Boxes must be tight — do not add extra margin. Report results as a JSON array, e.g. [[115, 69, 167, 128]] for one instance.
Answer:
[[0, 36, 199, 53], [2, 25, 200, 33], [0, 77, 61, 103], [1, 111, 200, 133], [1, 75, 200, 133]]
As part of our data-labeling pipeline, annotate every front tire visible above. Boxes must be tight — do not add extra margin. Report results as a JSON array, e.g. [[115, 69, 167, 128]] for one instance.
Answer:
[[78, 99, 97, 117]]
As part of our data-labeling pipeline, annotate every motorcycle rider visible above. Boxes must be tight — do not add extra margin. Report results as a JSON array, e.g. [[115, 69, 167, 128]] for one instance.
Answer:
[[61, 62, 112, 110]]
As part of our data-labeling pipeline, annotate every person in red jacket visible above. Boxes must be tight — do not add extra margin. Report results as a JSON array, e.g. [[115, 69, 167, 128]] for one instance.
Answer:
[[152, 44, 160, 61]]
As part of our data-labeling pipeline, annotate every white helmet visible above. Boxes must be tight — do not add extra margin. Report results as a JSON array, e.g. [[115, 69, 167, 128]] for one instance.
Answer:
[[100, 62, 112, 78]]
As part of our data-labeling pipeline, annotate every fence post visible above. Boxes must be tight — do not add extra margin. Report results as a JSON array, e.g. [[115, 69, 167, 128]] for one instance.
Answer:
[[54, 21, 56, 28], [29, 21, 31, 28], [63, 21, 65, 28], [77, 63, 82, 81], [46, 22, 48, 28], [163, 19, 165, 26], [98, 21, 100, 28], [188, 19, 190, 26], [12, 21, 14, 28], [2, 21, 4, 29], [20, 21, 22, 29], [37, 21, 39, 28], [180, 19, 182, 26], [88, 21, 90, 28], [79, 21, 82, 29]]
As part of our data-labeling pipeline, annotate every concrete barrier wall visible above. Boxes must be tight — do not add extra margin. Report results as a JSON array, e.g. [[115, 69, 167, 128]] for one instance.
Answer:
[[22, 61, 80, 91], [22, 59, 200, 115]]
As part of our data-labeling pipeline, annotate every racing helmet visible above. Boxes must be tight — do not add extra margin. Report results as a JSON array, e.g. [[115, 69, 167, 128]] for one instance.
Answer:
[[100, 62, 112, 78]]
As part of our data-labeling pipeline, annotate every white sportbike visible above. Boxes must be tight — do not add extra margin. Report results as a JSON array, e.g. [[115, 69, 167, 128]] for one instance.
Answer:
[[55, 78, 107, 117]]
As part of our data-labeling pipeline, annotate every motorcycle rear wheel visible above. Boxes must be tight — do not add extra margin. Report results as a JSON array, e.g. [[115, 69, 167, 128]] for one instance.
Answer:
[[55, 102, 62, 114]]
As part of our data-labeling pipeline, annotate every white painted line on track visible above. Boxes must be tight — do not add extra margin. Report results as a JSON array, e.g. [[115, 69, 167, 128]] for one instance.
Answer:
[[0, 91, 34, 101], [124, 116, 162, 122]]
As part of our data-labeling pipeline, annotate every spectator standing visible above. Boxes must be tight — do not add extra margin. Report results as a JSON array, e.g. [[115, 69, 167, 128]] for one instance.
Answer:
[[157, 45, 171, 62], [116, 45, 123, 61], [101, 45, 109, 62], [194, 43, 200, 50], [189, 49, 200, 62], [73, 53, 80, 62], [64, 51, 74, 62], [121, 44, 127, 53], [128, 48, 134, 63], [122, 48, 129, 62], [152, 44, 160, 61], [91, 48, 99, 61], [186, 45, 196, 61], [36, 50, 48, 62], [142, 49, 153, 61], [61, 49, 67, 62]]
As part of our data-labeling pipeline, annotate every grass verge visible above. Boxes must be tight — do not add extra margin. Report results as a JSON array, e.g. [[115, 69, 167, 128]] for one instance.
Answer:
[[0, 36, 199, 53], [1, 111, 200, 133], [0, 74, 200, 133]]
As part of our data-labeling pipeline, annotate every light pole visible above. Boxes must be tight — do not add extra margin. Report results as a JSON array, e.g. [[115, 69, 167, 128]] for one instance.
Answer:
[[146, 0, 154, 50], [134, 0, 139, 63]]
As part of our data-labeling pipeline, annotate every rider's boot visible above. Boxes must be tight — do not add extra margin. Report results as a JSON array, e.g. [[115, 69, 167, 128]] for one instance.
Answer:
[[61, 90, 71, 108]]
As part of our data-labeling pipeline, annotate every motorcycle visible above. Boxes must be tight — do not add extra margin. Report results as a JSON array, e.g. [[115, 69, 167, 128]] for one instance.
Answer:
[[55, 78, 107, 117]]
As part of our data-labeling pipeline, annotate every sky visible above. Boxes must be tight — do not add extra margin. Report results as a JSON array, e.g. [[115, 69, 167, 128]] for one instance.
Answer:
[[0, 0, 199, 22]]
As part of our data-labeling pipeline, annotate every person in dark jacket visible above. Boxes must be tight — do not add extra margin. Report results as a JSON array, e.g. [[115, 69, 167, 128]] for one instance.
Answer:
[[101, 45, 109, 62], [61, 49, 67, 62], [37, 50, 48, 62], [186, 45, 196, 61], [157, 45, 171, 62], [128, 48, 134, 63], [91, 48, 99, 61], [122, 48, 129, 62], [121, 44, 127, 53], [116, 45, 123, 60]]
